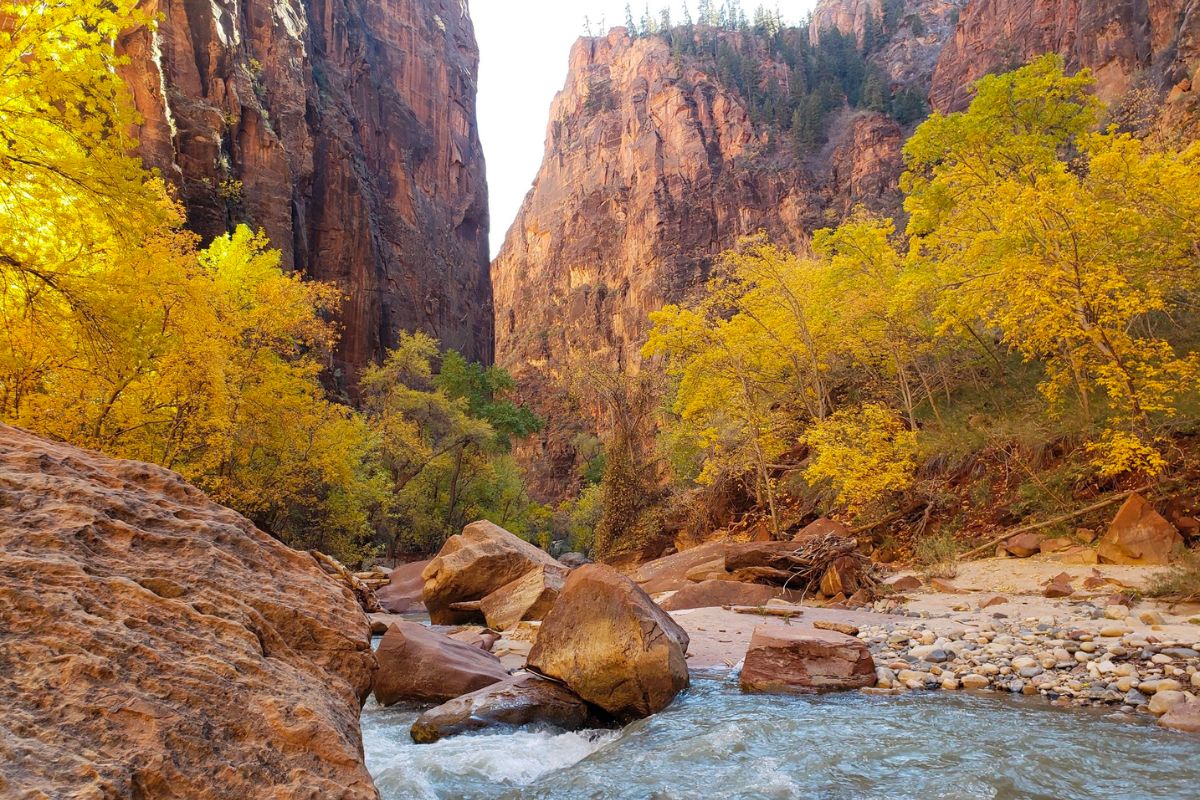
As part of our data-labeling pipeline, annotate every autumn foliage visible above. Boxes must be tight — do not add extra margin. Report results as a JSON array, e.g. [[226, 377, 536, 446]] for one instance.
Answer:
[[647, 55, 1200, 527]]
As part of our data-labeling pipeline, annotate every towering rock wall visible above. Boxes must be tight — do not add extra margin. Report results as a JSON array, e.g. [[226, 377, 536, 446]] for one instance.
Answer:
[[118, 0, 492, 385], [930, 0, 1200, 128], [491, 24, 920, 500]]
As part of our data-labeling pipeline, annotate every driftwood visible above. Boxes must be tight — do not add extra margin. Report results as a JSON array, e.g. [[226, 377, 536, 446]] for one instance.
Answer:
[[311, 550, 383, 613], [956, 485, 1155, 561], [724, 604, 804, 618], [726, 533, 887, 599]]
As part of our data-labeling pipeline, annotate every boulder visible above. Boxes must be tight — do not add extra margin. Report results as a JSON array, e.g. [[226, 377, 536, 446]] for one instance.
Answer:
[[885, 574, 923, 591], [739, 625, 876, 694], [1098, 494, 1184, 566], [0, 425, 377, 799], [422, 520, 563, 624], [819, 556, 863, 597], [684, 557, 732, 583], [1003, 532, 1043, 558], [410, 674, 601, 743], [1039, 537, 1073, 554], [373, 620, 508, 706], [1043, 576, 1074, 598], [528, 564, 690, 720], [1159, 699, 1200, 733], [447, 626, 498, 651], [633, 541, 728, 594], [558, 552, 592, 568], [658, 580, 798, 611], [480, 565, 565, 631], [793, 517, 850, 542], [375, 558, 431, 613]]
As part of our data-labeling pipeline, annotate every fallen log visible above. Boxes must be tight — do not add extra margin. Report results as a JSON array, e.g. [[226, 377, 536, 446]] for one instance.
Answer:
[[723, 604, 805, 618], [956, 485, 1155, 561]]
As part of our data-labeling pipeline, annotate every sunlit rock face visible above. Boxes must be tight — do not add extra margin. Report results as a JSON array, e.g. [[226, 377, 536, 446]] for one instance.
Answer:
[[117, 0, 492, 386], [0, 424, 378, 798], [931, 0, 1200, 124], [490, 22, 937, 502]]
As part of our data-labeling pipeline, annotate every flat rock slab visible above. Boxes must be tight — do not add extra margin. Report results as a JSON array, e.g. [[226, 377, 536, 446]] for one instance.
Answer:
[[633, 541, 729, 594], [740, 625, 876, 694]]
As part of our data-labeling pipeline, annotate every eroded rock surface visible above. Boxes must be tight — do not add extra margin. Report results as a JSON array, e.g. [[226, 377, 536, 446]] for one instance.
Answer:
[[528, 564, 690, 720], [1098, 493, 1184, 566], [376, 559, 431, 614], [422, 520, 564, 624], [0, 425, 378, 799]]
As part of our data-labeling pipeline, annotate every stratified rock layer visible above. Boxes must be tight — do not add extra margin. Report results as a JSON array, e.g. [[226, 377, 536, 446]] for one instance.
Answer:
[[117, 0, 492, 383], [0, 425, 378, 799]]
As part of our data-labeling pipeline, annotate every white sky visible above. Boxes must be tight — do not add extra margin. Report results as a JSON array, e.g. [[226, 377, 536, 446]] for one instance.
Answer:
[[472, 1, 820, 258]]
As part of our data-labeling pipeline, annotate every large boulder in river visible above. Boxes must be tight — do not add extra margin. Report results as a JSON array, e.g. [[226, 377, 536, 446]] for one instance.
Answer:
[[0, 425, 378, 799], [375, 559, 430, 613], [422, 520, 564, 624], [739, 625, 876, 695], [658, 579, 799, 611], [410, 674, 602, 743], [528, 564, 690, 720], [373, 620, 508, 706], [1097, 494, 1184, 566], [480, 564, 565, 631]]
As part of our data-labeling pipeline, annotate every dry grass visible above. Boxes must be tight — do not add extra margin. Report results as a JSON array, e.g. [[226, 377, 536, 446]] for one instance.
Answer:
[[914, 531, 960, 579], [1146, 549, 1200, 603]]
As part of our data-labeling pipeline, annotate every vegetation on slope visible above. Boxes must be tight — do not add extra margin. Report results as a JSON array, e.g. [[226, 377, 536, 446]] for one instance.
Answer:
[[0, 0, 545, 564], [574, 55, 1200, 559]]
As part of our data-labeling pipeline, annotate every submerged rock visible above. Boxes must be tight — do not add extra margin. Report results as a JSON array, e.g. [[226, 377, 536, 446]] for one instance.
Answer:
[[410, 674, 602, 743], [740, 625, 876, 695], [0, 425, 378, 798], [374, 620, 508, 706], [422, 520, 564, 624], [529, 564, 690, 720]]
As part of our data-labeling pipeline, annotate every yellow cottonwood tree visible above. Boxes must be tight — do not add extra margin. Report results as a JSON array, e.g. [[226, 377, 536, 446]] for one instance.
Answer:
[[904, 55, 1200, 477]]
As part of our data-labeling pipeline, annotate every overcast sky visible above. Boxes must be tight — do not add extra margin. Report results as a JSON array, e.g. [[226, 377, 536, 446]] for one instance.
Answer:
[[473, 1, 820, 258]]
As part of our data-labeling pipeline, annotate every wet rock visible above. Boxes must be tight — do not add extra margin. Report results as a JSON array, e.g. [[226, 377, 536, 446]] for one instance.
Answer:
[[961, 674, 990, 689], [740, 625, 876, 694], [0, 425, 377, 798], [410, 674, 601, 743], [374, 621, 508, 706], [423, 520, 564, 624], [528, 564, 690, 720], [1097, 494, 1184, 566], [1159, 699, 1200, 733], [480, 565, 566, 631], [376, 559, 431, 614], [658, 580, 796, 611]]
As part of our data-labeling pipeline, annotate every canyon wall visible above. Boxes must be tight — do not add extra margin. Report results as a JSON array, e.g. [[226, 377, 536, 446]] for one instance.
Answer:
[[491, 20, 936, 501], [930, 0, 1200, 133], [118, 0, 492, 385]]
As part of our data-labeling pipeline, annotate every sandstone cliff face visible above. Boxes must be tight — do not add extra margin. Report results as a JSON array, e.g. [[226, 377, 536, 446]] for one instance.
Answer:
[[118, 0, 491, 384], [491, 25, 934, 500], [931, 0, 1200, 124], [0, 425, 378, 798]]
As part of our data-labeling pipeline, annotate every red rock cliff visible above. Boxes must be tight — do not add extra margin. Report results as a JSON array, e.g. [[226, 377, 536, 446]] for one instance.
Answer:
[[118, 0, 492, 384], [491, 26, 919, 500], [931, 0, 1200, 128]]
